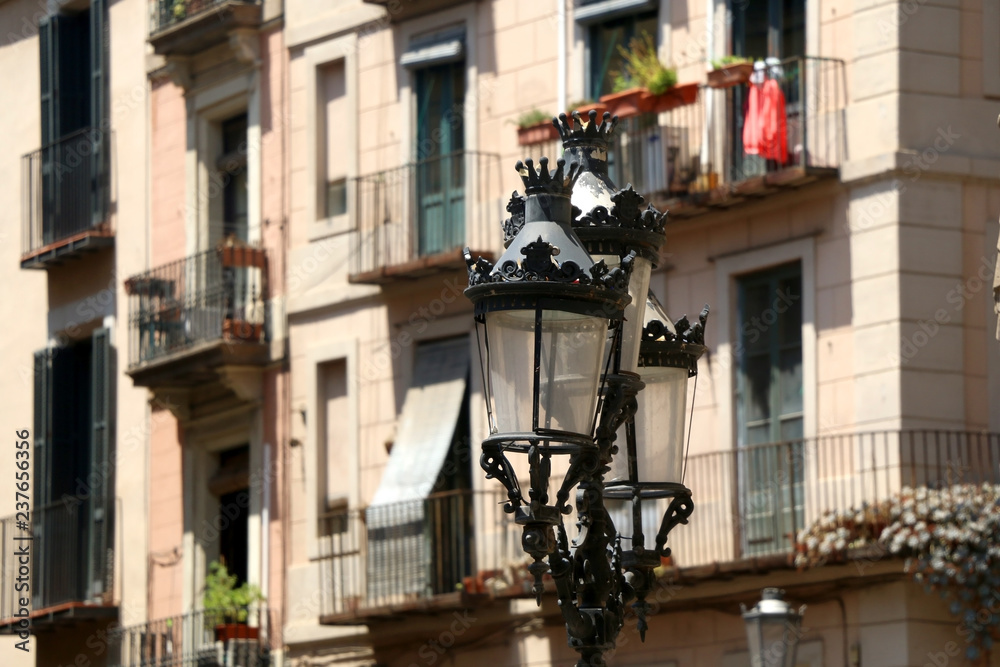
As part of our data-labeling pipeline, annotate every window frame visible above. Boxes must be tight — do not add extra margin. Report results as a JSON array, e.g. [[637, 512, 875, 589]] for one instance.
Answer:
[[713, 236, 817, 453]]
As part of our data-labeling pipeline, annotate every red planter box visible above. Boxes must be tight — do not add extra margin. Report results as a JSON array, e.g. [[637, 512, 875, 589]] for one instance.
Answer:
[[707, 62, 754, 89], [219, 245, 266, 269], [517, 120, 560, 146], [214, 623, 260, 642], [571, 102, 609, 120], [599, 87, 650, 120], [645, 82, 700, 113]]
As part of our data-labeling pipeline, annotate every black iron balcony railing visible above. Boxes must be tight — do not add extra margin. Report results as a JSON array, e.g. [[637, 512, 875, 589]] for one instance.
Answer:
[[522, 56, 846, 216], [0, 499, 115, 622], [125, 248, 267, 369], [318, 431, 1000, 621], [22, 127, 112, 265], [671, 430, 1000, 566], [151, 0, 259, 35], [108, 606, 273, 667], [349, 151, 503, 282], [620, 56, 846, 210], [319, 489, 523, 618]]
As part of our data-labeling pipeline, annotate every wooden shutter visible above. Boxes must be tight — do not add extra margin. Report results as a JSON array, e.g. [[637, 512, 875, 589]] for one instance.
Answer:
[[38, 17, 58, 245], [90, 0, 108, 226], [32, 349, 53, 609], [89, 327, 113, 599]]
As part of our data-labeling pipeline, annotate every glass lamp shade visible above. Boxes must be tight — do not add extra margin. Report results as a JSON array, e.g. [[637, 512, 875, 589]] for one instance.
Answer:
[[593, 254, 652, 373], [608, 364, 687, 486], [483, 308, 609, 439], [604, 496, 668, 549], [743, 589, 806, 667]]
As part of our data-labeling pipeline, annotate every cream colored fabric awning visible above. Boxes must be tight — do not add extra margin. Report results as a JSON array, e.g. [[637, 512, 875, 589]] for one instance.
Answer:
[[370, 337, 469, 507]]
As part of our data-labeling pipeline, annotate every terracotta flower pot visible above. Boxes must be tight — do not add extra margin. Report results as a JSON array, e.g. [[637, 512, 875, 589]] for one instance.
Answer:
[[707, 62, 754, 89], [599, 87, 651, 120], [647, 82, 700, 113], [224, 319, 262, 342], [214, 623, 259, 642], [517, 120, 560, 146], [219, 245, 266, 269]]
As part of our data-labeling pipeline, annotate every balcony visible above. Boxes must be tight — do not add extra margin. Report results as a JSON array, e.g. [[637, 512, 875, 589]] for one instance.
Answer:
[[149, 0, 261, 57], [0, 500, 116, 629], [108, 606, 273, 666], [21, 128, 113, 270], [349, 151, 502, 284], [125, 247, 269, 391], [318, 431, 1000, 624], [522, 56, 847, 219]]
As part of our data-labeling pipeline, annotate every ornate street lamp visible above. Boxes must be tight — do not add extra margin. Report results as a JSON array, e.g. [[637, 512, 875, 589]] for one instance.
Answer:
[[742, 588, 807, 667], [465, 112, 709, 667]]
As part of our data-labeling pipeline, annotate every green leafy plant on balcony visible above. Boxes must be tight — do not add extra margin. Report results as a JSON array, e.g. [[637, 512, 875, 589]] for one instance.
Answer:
[[203, 559, 265, 625], [515, 108, 552, 129], [613, 34, 677, 95], [170, 0, 186, 20], [710, 55, 752, 70]]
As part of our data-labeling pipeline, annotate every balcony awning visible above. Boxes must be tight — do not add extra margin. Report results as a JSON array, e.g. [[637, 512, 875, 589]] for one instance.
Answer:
[[366, 337, 469, 601], [370, 337, 469, 507], [574, 0, 657, 24], [400, 29, 465, 69]]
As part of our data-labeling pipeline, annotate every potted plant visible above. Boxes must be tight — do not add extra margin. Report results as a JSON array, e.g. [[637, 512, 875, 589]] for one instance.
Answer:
[[203, 559, 266, 642], [515, 109, 558, 146], [599, 34, 679, 118], [708, 55, 754, 88], [217, 236, 266, 269]]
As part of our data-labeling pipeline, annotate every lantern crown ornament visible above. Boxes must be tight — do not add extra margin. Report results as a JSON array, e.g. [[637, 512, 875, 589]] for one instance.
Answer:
[[554, 109, 619, 149]]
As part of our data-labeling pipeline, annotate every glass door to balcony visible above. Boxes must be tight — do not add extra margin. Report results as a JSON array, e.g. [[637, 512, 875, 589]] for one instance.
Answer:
[[736, 262, 804, 556], [415, 62, 465, 257], [729, 0, 806, 181]]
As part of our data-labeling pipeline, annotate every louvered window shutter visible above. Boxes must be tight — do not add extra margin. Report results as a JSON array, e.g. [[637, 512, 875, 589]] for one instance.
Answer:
[[89, 328, 113, 599], [38, 18, 58, 245], [90, 0, 108, 226], [32, 349, 53, 609]]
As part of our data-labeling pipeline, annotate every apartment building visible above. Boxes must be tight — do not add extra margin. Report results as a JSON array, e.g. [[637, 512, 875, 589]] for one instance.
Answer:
[[0, 0, 287, 663], [0, 0, 152, 660], [282, 0, 1000, 666], [1, 0, 999, 665]]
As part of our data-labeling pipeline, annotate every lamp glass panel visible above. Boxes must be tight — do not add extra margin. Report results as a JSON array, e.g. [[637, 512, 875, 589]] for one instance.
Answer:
[[609, 365, 687, 484], [593, 254, 651, 373], [604, 496, 667, 545], [486, 309, 607, 436], [759, 616, 794, 667]]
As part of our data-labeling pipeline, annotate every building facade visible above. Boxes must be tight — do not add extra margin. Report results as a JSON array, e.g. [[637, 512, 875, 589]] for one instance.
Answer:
[[1, 0, 999, 665]]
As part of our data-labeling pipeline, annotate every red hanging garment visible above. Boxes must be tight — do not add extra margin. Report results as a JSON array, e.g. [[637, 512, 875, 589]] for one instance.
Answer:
[[760, 78, 787, 164], [742, 82, 764, 156]]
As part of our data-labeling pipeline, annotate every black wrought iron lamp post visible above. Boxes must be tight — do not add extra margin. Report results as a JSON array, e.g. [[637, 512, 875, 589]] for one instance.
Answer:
[[465, 111, 709, 666]]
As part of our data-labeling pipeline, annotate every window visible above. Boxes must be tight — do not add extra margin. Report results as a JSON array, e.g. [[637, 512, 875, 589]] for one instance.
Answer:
[[588, 11, 657, 98], [731, 0, 806, 59], [209, 445, 251, 586], [735, 262, 803, 556], [320, 61, 348, 219], [33, 329, 113, 607], [320, 359, 348, 512], [219, 114, 248, 242], [37, 0, 109, 244], [414, 62, 466, 255], [736, 262, 803, 445]]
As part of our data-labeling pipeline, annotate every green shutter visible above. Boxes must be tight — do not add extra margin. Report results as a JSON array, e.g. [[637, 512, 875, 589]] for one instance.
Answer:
[[32, 350, 53, 508], [90, 0, 108, 226], [32, 349, 53, 609], [39, 17, 58, 245], [89, 328, 113, 599]]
